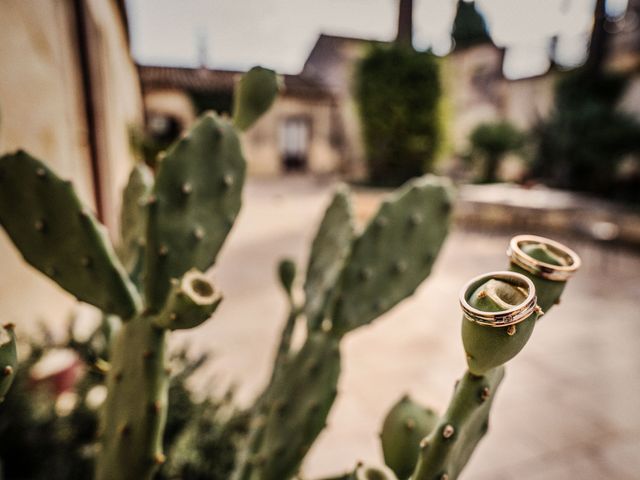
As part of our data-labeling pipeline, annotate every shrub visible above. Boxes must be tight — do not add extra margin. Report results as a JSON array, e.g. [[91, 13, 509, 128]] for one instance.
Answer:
[[355, 44, 443, 186]]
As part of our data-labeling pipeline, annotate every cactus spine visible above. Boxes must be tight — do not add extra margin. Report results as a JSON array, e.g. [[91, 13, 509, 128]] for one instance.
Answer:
[[233, 175, 454, 480]]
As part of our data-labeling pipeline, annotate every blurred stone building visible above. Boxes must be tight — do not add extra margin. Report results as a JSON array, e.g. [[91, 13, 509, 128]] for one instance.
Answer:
[[0, 0, 142, 327], [139, 0, 640, 179]]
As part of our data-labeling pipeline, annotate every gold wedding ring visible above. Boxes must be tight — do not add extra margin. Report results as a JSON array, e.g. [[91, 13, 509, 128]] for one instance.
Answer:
[[460, 271, 540, 327], [507, 235, 581, 282]]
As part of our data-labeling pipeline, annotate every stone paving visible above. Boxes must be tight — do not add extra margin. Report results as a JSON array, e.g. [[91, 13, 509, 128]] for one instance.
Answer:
[[173, 176, 640, 480]]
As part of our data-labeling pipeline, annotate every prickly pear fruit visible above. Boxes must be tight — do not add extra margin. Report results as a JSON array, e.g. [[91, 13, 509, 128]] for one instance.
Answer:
[[0, 150, 142, 318], [278, 258, 297, 299], [461, 272, 539, 375], [118, 162, 154, 286], [507, 235, 581, 312], [331, 175, 453, 336], [233, 66, 280, 131], [152, 270, 222, 330], [412, 367, 505, 480], [0, 323, 17, 401], [145, 112, 245, 310], [304, 187, 354, 330], [381, 395, 439, 479], [352, 463, 399, 480]]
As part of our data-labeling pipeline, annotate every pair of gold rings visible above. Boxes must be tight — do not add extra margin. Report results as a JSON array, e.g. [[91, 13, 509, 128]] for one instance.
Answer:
[[460, 235, 581, 327]]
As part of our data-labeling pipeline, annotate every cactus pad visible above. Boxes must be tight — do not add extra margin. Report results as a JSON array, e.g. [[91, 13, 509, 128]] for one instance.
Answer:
[[412, 367, 505, 480], [352, 463, 399, 480], [233, 66, 280, 131], [145, 113, 245, 310], [0, 324, 17, 401], [381, 395, 439, 479], [332, 175, 452, 335], [304, 187, 355, 330], [0, 150, 141, 318]]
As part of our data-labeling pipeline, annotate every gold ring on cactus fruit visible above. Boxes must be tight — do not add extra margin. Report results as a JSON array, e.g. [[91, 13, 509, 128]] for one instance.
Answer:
[[507, 234, 581, 282], [459, 271, 540, 327]]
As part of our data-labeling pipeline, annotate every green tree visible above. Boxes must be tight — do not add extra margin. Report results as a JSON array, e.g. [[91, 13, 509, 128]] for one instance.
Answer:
[[355, 44, 443, 186], [470, 121, 524, 183]]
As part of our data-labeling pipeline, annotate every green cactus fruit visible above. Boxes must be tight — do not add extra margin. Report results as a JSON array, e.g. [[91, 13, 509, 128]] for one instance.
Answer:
[[0, 150, 142, 319], [507, 235, 581, 313], [304, 186, 355, 330], [152, 269, 222, 330], [118, 162, 154, 286], [278, 258, 297, 299], [145, 112, 245, 310], [0, 323, 17, 401], [233, 66, 280, 131], [461, 273, 540, 376], [331, 175, 453, 336], [96, 314, 168, 480], [381, 395, 439, 479], [412, 367, 505, 480], [352, 463, 400, 480], [232, 332, 341, 480]]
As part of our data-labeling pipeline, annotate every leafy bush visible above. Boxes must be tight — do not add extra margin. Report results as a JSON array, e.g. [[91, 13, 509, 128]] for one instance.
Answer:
[[355, 44, 443, 186], [469, 120, 525, 183], [531, 70, 640, 200], [0, 320, 247, 480]]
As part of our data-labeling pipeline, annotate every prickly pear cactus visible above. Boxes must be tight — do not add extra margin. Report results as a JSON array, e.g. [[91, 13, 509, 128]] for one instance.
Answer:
[[234, 175, 453, 480], [0, 150, 142, 319], [233, 66, 280, 131], [411, 367, 505, 480], [381, 395, 439, 479], [0, 323, 17, 401]]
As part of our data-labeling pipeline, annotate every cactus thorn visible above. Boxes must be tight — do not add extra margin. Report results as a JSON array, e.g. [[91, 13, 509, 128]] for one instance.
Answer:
[[358, 267, 373, 281], [181, 182, 193, 195], [147, 195, 157, 206], [34, 219, 45, 232], [480, 386, 491, 402], [442, 424, 455, 439], [193, 226, 205, 240], [392, 260, 407, 274], [3, 323, 15, 330], [222, 174, 234, 188], [374, 216, 388, 228], [440, 473, 450, 480], [143, 350, 153, 359], [321, 318, 333, 332], [419, 437, 429, 449], [81, 256, 92, 267], [404, 418, 416, 431], [409, 212, 423, 226], [2, 366, 13, 376], [158, 245, 169, 257], [506, 324, 517, 336], [154, 453, 166, 465], [115, 370, 123, 382], [149, 401, 162, 414], [36, 167, 46, 177], [45, 265, 57, 277], [119, 423, 131, 437], [164, 367, 172, 375]]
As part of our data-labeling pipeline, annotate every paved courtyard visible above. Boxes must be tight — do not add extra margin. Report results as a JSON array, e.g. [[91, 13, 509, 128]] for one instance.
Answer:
[[173, 176, 640, 480]]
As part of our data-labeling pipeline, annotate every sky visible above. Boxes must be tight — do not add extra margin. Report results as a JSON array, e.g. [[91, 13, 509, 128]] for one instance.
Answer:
[[126, 0, 630, 79]]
